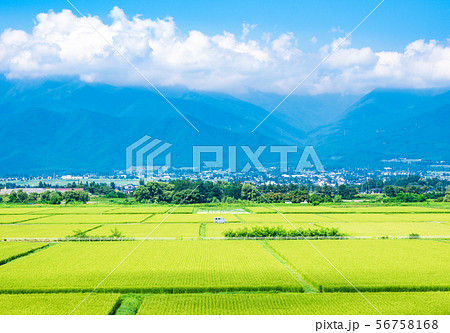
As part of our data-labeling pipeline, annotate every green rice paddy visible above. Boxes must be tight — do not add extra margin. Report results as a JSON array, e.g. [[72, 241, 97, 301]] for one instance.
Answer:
[[0, 202, 449, 315]]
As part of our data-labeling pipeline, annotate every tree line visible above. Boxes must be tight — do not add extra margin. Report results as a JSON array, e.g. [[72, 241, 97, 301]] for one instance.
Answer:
[[0, 189, 89, 204], [2, 175, 449, 205], [361, 175, 450, 202], [130, 180, 360, 204]]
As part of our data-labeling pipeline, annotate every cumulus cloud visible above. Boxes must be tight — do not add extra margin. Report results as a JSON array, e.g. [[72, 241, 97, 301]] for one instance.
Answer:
[[0, 7, 449, 95]]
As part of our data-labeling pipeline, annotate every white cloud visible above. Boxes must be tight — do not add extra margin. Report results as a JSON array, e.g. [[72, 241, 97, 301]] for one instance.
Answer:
[[0, 7, 449, 95], [241, 23, 257, 40]]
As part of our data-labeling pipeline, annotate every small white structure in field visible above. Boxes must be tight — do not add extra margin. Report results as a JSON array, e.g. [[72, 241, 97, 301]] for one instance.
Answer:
[[214, 217, 227, 224]]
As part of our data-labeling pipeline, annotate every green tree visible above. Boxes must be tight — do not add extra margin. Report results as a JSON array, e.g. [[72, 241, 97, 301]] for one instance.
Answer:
[[40, 190, 51, 203], [315, 184, 336, 198], [28, 192, 39, 202], [8, 191, 19, 203], [384, 185, 400, 197], [443, 191, 450, 202], [49, 191, 62, 205], [16, 189, 29, 203], [241, 184, 259, 201], [223, 183, 242, 199], [63, 190, 78, 203], [159, 182, 175, 202], [171, 189, 201, 204], [337, 184, 359, 200], [146, 182, 163, 201], [309, 194, 324, 204], [266, 192, 285, 203], [132, 185, 152, 202], [78, 191, 89, 203], [286, 189, 309, 203], [63, 190, 89, 203]]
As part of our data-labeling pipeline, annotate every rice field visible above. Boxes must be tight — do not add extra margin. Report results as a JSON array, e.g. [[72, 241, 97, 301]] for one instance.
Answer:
[[240, 213, 450, 224], [239, 214, 334, 223], [0, 242, 48, 263], [0, 215, 46, 224], [170, 206, 195, 213], [87, 223, 200, 238], [268, 240, 450, 292], [0, 224, 99, 238], [138, 291, 450, 315], [0, 241, 302, 293], [322, 213, 450, 223], [273, 205, 450, 214], [18, 206, 117, 215], [0, 207, 51, 215], [20, 214, 151, 224], [246, 207, 277, 213], [105, 206, 170, 214], [36, 206, 120, 214], [145, 213, 240, 223], [0, 202, 449, 315], [314, 221, 450, 237], [0, 293, 120, 315]]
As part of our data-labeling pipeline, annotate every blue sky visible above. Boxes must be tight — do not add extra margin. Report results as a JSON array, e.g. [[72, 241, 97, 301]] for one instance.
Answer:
[[0, 0, 449, 95], [1, 0, 449, 52]]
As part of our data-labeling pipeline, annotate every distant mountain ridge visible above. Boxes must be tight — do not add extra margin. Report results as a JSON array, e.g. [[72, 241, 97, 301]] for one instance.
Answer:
[[0, 77, 448, 175], [309, 88, 450, 167], [0, 78, 305, 174]]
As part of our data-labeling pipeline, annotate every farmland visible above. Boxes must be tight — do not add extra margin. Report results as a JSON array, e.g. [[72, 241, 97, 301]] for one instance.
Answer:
[[138, 292, 450, 315], [0, 241, 302, 293], [0, 293, 120, 315], [0, 215, 45, 224], [0, 242, 48, 264], [312, 221, 450, 237], [247, 205, 450, 214], [0, 224, 99, 238], [87, 223, 200, 238], [21, 214, 151, 224], [146, 213, 240, 223], [0, 202, 449, 315], [268, 240, 450, 292]]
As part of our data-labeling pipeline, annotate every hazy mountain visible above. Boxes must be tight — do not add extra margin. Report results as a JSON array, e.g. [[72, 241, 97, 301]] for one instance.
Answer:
[[309, 89, 450, 167], [0, 78, 306, 175], [0, 77, 448, 175], [237, 90, 361, 132]]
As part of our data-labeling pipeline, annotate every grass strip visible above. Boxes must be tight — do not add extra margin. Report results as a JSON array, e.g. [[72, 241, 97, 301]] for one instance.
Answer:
[[321, 285, 450, 293], [113, 294, 143, 315], [233, 214, 245, 222], [259, 241, 316, 293], [71, 225, 102, 237], [199, 223, 206, 239], [0, 243, 52, 266], [0, 286, 303, 295], [138, 214, 154, 223], [6, 215, 51, 225]]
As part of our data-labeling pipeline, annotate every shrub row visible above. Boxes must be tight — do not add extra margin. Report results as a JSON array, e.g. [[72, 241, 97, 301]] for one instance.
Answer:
[[224, 226, 343, 238]]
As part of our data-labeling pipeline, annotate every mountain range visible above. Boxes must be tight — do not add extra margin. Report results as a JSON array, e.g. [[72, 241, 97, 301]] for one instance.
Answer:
[[0, 77, 448, 175]]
